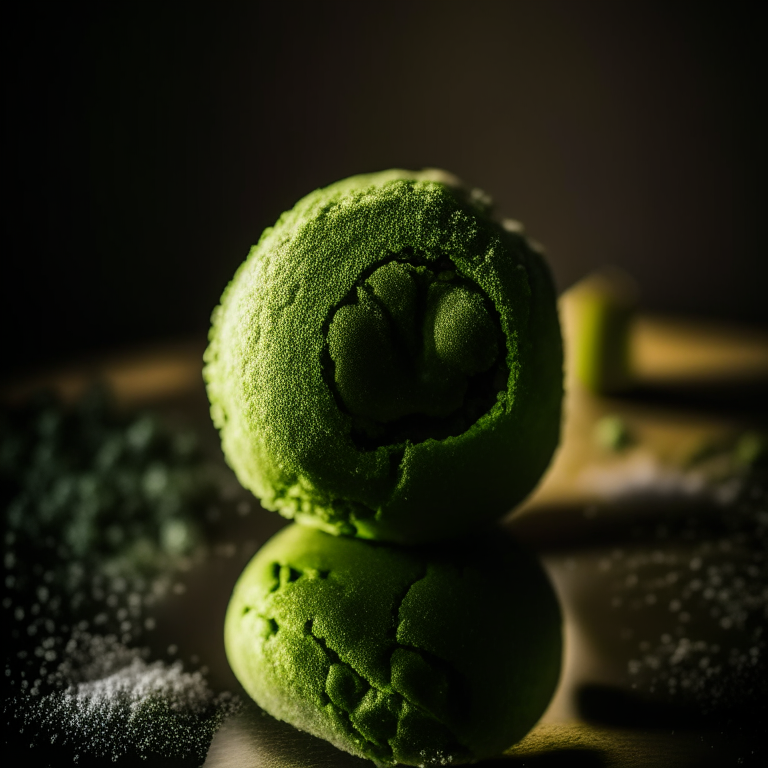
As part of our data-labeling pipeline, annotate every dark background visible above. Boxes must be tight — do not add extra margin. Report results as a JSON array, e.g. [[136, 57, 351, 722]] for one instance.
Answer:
[[4, 1, 766, 379]]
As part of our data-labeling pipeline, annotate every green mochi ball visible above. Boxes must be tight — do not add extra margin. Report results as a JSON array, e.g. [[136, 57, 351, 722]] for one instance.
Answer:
[[225, 524, 562, 766], [204, 169, 562, 542]]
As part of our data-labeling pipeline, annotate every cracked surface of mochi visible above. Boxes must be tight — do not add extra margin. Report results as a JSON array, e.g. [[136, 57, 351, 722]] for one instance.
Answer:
[[225, 524, 562, 766], [204, 169, 562, 542]]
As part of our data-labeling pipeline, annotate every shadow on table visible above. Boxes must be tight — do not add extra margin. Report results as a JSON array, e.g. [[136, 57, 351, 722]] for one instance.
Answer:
[[204, 702, 605, 768], [577, 681, 766, 741], [480, 750, 604, 767], [624, 378, 768, 422]]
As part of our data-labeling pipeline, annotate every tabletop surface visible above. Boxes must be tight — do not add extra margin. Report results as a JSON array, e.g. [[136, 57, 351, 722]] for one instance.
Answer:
[[3, 312, 767, 767]]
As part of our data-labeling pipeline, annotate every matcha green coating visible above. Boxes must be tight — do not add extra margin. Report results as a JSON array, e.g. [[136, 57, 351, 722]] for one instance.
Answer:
[[225, 524, 562, 766], [204, 169, 562, 542]]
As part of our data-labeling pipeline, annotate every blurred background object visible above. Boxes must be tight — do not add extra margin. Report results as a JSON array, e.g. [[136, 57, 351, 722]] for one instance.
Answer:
[[561, 268, 639, 395], [3, 1, 766, 379]]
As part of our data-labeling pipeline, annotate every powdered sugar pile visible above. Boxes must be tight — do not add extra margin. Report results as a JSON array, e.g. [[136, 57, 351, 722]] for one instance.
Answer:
[[2, 390, 241, 764], [7, 632, 238, 764]]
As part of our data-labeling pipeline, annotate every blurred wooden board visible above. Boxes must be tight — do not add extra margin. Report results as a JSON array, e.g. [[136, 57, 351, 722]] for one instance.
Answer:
[[3, 313, 766, 407]]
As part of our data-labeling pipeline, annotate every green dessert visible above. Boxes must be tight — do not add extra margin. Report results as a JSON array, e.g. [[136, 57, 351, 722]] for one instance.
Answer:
[[205, 169, 562, 542], [225, 524, 562, 766]]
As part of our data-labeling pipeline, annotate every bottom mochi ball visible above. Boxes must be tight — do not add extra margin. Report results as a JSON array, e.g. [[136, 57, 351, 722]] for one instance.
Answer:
[[224, 524, 562, 766]]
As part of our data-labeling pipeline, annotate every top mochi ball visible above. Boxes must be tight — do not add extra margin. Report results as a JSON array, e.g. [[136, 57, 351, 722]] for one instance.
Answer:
[[204, 169, 563, 543]]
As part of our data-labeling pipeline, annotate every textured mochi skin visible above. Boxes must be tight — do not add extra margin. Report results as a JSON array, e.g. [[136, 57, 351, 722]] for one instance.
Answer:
[[204, 169, 563, 543], [225, 524, 562, 766]]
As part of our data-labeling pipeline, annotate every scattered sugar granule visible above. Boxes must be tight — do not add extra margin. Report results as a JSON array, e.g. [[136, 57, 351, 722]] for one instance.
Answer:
[[8, 632, 239, 764]]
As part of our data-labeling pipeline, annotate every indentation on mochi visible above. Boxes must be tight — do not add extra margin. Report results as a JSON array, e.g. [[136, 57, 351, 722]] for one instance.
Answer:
[[321, 247, 508, 452]]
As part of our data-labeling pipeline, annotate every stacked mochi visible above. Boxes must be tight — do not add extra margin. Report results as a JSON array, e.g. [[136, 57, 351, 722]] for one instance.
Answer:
[[204, 170, 563, 766]]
